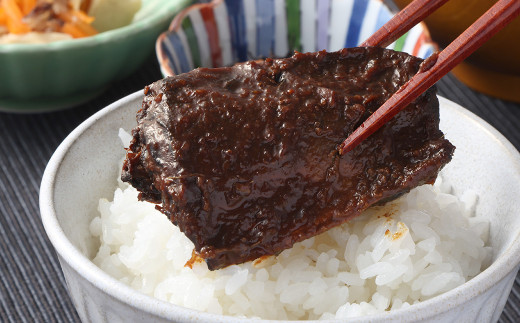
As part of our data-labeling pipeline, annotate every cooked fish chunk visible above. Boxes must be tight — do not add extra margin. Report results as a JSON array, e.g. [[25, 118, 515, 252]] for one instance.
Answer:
[[122, 47, 455, 270]]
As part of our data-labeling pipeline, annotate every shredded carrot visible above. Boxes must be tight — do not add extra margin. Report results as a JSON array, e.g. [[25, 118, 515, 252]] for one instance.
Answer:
[[74, 20, 97, 37], [72, 9, 95, 24], [58, 9, 95, 26], [6, 17, 29, 34], [58, 10, 97, 38], [67, 19, 96, 37], [0, 8, 7, 25], [0, 0, 98, 38], [80, 0, 91, 13], [2, 0, 23, 20], [61, 22, 86, 38], [21, 0, 36, 15], [2, 0, 30, 34]]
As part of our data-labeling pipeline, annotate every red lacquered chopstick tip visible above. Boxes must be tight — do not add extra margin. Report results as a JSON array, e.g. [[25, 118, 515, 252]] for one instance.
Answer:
[[338, 136, 358, 155], [339, 125, 366, 155]]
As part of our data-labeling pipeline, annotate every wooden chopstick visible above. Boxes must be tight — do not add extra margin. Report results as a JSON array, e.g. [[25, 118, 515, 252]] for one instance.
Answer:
[[361, 0, 449, 47], [339, 0, 520, 155]]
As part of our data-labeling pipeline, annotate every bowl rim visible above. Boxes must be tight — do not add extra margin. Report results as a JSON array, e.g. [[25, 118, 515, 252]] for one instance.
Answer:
[[39, 92, 520, 322], [0, 0, 186, 54], [155, 0, 436, 77], [156, 0, 225, 77]]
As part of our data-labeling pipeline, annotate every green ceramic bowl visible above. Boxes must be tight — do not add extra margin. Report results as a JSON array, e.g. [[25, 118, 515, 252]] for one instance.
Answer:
[[0, 0, 190, 113]]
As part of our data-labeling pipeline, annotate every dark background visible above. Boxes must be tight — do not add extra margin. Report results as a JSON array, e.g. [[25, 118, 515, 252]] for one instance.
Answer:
[[1, 52, 519, 322]]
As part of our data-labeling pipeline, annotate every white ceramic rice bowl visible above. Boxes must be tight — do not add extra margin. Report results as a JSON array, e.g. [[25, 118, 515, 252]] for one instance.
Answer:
[[39, 90, 520, 322]]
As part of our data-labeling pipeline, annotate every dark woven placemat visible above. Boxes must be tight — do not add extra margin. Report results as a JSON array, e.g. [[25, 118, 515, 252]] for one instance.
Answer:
[[0, 55, 519, 322]]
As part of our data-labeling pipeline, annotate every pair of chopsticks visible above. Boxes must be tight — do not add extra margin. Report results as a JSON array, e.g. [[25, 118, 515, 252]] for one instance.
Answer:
[[338, 0, 520, 155]]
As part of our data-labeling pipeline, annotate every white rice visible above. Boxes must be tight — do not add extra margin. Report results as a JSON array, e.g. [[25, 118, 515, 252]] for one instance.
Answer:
[[90, 136, 491, 320]]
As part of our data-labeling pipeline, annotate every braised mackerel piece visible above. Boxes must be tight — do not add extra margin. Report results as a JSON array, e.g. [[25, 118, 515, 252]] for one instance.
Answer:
[[122, 47, 455, 270]]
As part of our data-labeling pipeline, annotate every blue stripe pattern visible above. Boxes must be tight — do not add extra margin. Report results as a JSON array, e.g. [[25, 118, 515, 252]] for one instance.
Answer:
[[345, 0, 369, 47], [423, 47, 434, 59], [255, 0, 275, 58], [159, 0, 437, 76], [166, 33, 191, 74], [161, 41, 179, 75], [225, 0, 249, 62], [375, 3, 391, 32]]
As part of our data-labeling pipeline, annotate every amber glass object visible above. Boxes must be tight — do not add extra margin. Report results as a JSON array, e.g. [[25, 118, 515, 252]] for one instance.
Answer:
[[394, 0, 520, 102]]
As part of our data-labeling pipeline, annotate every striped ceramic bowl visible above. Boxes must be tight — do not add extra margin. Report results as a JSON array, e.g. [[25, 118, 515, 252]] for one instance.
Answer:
[[156, 0, 436, 76]]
